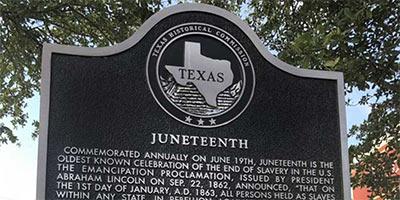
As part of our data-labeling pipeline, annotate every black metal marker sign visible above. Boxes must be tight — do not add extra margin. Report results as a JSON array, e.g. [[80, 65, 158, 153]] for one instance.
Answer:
[[37, 4, 350, 200]]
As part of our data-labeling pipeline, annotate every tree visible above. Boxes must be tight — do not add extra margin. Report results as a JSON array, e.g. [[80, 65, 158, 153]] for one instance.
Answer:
[[0, 0, 398, 198], [247, 1, 399, 199], [0, 0, 161, 143]]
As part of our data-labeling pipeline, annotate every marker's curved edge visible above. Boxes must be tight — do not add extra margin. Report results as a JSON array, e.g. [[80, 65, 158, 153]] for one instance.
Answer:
[[44, 3, 343, 80], [337, 74, 352, 200], [37, 43, 51, 200], [38, 3, 350, 199]]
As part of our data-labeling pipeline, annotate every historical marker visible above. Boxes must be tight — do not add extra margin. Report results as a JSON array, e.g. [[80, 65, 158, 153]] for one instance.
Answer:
[[37, 4, 350, 200]]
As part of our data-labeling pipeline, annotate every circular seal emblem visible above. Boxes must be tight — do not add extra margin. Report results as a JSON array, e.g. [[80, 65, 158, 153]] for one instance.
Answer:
[[147, 23, 255, 128]]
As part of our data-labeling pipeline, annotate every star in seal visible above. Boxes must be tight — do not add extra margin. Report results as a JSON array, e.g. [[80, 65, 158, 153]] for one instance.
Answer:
[[209, 118, 216, 125], [197, 118, 204, 125], [185, 116, 192, 123]]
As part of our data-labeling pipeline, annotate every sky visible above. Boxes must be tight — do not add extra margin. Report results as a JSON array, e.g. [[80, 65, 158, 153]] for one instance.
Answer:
[[0, 94, 39, 200], [0, 88, 371, 200]]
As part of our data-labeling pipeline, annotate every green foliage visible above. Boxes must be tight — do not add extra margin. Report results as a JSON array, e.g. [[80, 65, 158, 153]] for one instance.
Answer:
[[247, 0, 399, 198], [195, 0, 245, 12], [0, 0, 162, 141], [349, 99, 399, 199], [0, 122, 18, 145], [0, 0, 398, 198]]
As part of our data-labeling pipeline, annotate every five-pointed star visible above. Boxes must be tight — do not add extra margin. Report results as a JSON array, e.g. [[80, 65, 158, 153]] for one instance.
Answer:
[[197, 118, 204, 125], [209, 118, 216, 125], [185, 116, 192, 123]]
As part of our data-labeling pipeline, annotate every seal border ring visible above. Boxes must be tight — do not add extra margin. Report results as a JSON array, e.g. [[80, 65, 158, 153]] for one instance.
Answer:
[[146, 22, 255, 128]]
